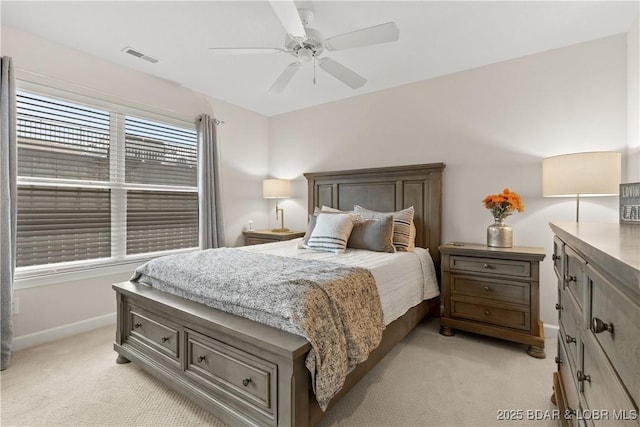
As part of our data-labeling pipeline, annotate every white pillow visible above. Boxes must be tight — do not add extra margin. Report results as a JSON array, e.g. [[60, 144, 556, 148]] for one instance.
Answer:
[[306, 213, 356, 254]]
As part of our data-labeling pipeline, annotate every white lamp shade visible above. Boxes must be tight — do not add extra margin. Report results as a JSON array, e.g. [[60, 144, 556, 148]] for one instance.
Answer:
[[543, 152, 621, 197], [263, 179, 291, 199]]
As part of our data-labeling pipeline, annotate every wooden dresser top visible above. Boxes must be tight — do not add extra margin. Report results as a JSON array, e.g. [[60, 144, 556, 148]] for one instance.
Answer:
[[549, 221, 640, 297]]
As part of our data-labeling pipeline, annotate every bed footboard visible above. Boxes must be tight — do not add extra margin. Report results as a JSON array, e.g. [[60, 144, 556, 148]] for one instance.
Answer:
[[114, 281, 311, 426]]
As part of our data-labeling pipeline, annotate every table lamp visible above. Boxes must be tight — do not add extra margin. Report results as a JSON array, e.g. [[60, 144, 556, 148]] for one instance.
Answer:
[[263, 178, 291, 232]]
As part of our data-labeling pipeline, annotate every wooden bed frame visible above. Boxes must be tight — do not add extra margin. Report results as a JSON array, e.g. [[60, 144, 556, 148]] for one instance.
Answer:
[[113, 162, 445, 427]]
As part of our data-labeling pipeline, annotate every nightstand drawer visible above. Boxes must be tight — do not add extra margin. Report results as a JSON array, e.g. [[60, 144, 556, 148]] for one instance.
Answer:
[[450, 256, 531, 278], [246, 237, 274, 245], [450, 274, 530, 305], [451, 296, 530, 331]]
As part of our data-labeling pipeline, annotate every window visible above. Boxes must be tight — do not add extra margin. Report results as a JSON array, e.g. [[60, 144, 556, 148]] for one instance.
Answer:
[[16, 90, 198, 270]]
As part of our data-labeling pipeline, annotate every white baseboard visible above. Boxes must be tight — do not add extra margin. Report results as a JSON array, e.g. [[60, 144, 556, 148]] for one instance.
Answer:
[[544, 323, 559, 339], [13, 312, 116, 351]]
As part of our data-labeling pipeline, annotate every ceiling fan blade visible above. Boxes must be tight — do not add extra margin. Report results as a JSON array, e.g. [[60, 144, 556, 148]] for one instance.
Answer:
[[269, 62, 301, 93], [323, 22, 399, 51], [269, 0, 307, 39], [318, 58, 366, 89], [208, 47, 286, 55]]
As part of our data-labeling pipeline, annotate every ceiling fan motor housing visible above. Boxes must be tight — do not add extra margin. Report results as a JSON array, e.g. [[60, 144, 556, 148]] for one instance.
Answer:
[[286, 27, 324, 62]]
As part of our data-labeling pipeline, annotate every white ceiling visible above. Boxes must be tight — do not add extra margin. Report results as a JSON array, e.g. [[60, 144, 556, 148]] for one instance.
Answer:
[[2, 1, 638, 117]]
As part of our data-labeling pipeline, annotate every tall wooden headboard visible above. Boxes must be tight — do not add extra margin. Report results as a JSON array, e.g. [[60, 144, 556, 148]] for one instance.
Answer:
[[304, 163, 445, 268]]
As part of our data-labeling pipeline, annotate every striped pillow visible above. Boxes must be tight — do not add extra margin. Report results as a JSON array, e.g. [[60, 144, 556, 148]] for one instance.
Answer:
[[306, 213, 356, 254], [354, 205, 416, 251]]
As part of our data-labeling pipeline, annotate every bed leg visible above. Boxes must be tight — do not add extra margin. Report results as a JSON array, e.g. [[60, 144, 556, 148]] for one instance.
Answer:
[[116, 355, 131, 364]]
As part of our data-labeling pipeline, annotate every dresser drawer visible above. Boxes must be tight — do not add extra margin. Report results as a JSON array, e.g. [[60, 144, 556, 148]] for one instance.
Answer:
[[185, 329, 277, 423], [553, 236, 564, 281], [564, 247, 586, 308], [588, 265, 640, 406], [450, 256, 531, 278], [559, 291, 582, 369], [128, 307, 180, 362], [582, 335, 639, 427], [557, 336, 580, 426], [451, 296, 530, 331], [450, 274, 530, 305]]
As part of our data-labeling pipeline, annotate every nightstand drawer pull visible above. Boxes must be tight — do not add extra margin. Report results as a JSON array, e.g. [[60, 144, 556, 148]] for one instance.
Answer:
[[591, 317, 614, 334], [576, 370, 591, 383], [242, 377, 252, 387], [482, 263, 493, 269], [565, 334, 576, 344], [483, 286, 490, 292], [483, 309, 491, 316], [555, 303, 563, 310]]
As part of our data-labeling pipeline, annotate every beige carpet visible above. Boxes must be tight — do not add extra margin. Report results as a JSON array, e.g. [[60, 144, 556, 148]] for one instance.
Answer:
[[1, 319, 557, 426]]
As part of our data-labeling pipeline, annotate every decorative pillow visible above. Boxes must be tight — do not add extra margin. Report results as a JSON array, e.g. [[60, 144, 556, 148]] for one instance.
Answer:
[[306, 213, 356, 254], [354, 205, 416, 251], [297, 214, 319, 248], [348, 215, 395, 253]]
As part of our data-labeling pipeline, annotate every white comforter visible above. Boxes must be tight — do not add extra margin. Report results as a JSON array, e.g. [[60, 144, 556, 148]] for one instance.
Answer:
[[240, 238, 439, 325]]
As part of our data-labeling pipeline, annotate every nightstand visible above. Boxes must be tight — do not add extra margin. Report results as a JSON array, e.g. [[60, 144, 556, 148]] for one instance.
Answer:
[[242, 230, 305, 246], [439, 242, 546, 358]]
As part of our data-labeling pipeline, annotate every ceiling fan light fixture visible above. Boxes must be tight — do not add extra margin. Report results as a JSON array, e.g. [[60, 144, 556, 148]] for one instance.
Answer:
[[298, 47, 314, 62]]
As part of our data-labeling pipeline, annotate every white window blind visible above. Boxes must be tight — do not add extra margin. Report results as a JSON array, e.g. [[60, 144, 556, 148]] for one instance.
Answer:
[[16, 89, 199, 270]]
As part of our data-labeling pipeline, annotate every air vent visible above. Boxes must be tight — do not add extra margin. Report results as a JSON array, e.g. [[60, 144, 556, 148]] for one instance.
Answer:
[[122, 46, 159, 64]]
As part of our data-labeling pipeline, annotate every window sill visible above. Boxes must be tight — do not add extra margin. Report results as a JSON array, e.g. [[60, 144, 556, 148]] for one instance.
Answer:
[[14, 248, 199, 289]]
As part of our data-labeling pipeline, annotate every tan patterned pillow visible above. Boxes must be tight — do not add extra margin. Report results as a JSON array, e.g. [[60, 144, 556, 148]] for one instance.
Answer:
[[354, 205, 415, 251]]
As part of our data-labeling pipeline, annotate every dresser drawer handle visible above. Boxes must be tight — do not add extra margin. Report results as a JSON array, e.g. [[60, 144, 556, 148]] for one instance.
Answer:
[[242, 377, 252, 387], [565, 334, 576, 344], [482, 264, 493, 270], [592, 317, 614, 334], [576, 370, 591, 383], [197, 355, 206, 363], [554, 356, 562, 365], [161, 337, 169, 343], [483, 309, 491, 316], [134, 323, 142, 329], [483, 286, 490, 292], [552, 254, 560, 261], [564, 275, 577, 283], [555, 303, 563, 310]]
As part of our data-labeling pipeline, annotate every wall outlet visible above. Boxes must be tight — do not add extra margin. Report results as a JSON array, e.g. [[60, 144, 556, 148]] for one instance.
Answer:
[[12, 297, 19, 315]]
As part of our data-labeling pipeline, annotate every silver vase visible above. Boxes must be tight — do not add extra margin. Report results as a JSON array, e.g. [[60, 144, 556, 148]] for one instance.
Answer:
[[487, 217, 513, 248]]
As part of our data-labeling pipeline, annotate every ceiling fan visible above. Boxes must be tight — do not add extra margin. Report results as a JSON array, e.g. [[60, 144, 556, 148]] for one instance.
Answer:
[[208, 0, 400, 93]]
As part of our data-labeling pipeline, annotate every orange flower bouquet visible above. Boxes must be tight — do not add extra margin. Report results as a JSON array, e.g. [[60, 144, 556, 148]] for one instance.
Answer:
[[482, 188, 524, 221]]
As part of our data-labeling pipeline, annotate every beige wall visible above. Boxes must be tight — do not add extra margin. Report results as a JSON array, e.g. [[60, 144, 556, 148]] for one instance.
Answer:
[[3, 27, 271, 343], [628, 17, 640, 182], [269, 35, 628, 328]]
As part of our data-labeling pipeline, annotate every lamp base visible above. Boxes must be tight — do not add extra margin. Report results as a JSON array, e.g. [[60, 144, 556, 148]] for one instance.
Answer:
[[271, 228, 290, 233]]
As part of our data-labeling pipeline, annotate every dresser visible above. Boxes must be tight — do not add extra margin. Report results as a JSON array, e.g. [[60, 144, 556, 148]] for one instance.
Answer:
[[439, 243, 546, 358], [242, 230, 305, 246], [550, 222, 640, 427]]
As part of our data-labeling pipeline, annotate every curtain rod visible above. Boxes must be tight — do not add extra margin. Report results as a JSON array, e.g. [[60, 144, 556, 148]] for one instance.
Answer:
[[16, 67, 223, 126]]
